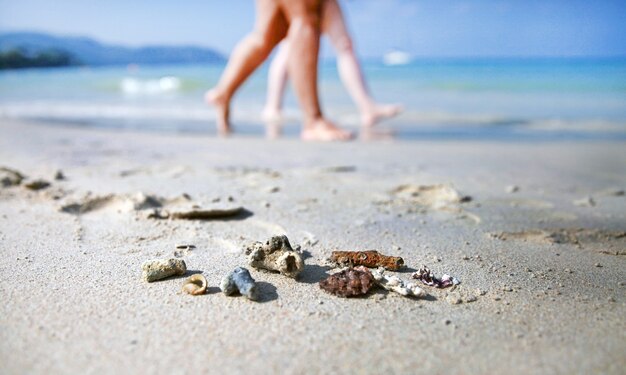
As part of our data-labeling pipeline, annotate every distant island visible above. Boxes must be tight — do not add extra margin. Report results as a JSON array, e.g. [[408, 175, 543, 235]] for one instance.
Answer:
[[0, 32, 226, 69]]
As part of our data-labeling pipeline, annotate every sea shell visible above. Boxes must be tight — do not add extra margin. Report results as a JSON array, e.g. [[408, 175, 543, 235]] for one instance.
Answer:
[[412, 265, 459, 288], [319, 267, 375, 297], [182, 274, 207, 295]]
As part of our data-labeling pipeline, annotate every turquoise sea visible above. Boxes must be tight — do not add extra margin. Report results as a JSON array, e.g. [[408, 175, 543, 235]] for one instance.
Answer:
[[1, 58, 625, 140]]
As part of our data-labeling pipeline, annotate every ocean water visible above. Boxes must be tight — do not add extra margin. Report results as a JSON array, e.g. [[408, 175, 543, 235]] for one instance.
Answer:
[[1, 58, 625, 140]]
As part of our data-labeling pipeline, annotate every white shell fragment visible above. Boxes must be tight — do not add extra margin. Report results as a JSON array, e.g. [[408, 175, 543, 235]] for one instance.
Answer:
[[371, 268, 426, 298], [245, 235, 304, 278]]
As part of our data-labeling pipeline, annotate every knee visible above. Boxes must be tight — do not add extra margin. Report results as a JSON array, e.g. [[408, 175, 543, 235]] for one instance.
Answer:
[[289, 16, 321, 38], [332, 35, 353, 55], [248, 32, 274, 54]]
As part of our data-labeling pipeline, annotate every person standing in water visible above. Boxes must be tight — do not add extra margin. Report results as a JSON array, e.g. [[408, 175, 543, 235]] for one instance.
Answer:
[[262, 0, 402, 128], [205, 0, 352, 141]]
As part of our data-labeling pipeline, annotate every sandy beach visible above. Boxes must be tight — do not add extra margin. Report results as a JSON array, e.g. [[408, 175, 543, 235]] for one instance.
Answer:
[[1, 119, 625, 374]]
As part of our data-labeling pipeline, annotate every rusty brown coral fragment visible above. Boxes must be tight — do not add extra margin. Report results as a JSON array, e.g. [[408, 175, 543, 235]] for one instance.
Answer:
[[24, 179, 51, 191], [319, 267, 375, 297], [330, 250, 404, 271]]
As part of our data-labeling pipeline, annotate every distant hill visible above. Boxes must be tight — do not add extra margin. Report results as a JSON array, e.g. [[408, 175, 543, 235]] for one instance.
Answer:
[[0, 32, 226, 68]]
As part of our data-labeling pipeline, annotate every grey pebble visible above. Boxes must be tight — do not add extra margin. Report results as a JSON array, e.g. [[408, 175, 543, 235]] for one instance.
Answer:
[[220, 267, 259, 301]]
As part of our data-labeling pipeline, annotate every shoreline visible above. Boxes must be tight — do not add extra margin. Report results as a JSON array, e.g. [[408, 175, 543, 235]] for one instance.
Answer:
[[1, 119, 625, 374], [5, 116, 626, 142]]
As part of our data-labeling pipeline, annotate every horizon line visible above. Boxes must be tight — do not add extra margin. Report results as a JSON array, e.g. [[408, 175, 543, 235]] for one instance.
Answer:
[[2, 29, 626, 60]]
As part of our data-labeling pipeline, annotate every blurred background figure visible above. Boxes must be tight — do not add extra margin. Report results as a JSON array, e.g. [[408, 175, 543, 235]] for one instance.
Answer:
[[205, 0, 352, 141], [1, 1, 625, 141], [262, 0, 402, 129]]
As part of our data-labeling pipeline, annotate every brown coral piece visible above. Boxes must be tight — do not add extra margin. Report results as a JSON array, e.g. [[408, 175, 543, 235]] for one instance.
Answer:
[[147, 206, 246, 220], [24, 179, 51, 191], [170, 206, 244, 220], [319, 267, 375, 297], [330, 250, 404, 271]]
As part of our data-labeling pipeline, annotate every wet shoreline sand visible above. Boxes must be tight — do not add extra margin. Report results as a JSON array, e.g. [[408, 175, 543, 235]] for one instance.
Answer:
[[1, 120, 625, 374]]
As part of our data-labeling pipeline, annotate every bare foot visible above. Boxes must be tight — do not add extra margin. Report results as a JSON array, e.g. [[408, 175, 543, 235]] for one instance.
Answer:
[[262, 107, 284, 139], [361, 103, 403, 127], [301, 118, 353, 142], [265, 121, 283, 140], [204, 89, 231, 136]]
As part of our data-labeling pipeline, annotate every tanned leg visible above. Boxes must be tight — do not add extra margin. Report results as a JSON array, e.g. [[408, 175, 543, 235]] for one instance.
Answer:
[[322, 0, 402, 127], [277, 0, 352, 141], [205, 0, 288, 135]]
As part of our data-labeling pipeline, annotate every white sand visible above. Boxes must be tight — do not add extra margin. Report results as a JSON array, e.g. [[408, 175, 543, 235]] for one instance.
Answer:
[[1, 120, 625, 374]]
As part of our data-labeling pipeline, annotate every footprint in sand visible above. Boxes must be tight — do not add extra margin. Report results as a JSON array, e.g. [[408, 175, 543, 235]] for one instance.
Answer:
[[60, 194, 127, 214], [59, 192, 169, 215], [390, 184, 472, 209], [490, 228, 626, 256], [384, 184, 479, 223]]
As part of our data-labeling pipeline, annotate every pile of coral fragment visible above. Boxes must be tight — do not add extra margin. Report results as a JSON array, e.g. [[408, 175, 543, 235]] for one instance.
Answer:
[[141, 235, 459, 302], [321, 249, 459, 298]]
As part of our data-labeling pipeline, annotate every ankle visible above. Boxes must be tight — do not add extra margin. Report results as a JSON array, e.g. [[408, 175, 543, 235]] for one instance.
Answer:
[[303, 113, 323, 129], [207, 87, 230, 103], [263, 105, 281, 114]]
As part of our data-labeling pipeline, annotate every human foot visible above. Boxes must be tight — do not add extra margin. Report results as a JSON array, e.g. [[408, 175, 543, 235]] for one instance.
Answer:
[[265, 121, 283, 140], [301, 118, 353, 142], [361, 103, 403, 127], [204, 89, 231, 136]]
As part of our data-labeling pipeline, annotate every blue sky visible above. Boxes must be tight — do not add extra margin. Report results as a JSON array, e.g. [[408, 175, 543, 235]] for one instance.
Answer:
[[1, 0, 625, 58]]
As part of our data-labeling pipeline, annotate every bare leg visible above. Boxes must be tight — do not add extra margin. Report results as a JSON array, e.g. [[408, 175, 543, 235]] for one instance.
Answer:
[[262, 42, 290, 123], [205, 0, 287, 135], [322, 0, 402, 127], [278, 0, 352, 141]]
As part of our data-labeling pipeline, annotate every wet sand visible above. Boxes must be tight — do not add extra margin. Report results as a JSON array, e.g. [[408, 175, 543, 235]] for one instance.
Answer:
[[1, 119, 625, 374]]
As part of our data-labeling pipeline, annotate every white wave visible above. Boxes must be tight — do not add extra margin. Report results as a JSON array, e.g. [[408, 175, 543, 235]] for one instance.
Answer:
[[383, 50, 411, 66], [524, 118, 626, 133], [120, 76, 181, 95], [0, 100, 293, 125], [0, 101, 211, 121]]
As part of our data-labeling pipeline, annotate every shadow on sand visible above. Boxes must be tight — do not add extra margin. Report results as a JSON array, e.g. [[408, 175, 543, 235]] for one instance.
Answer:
[[298, 264, 331, 284]]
